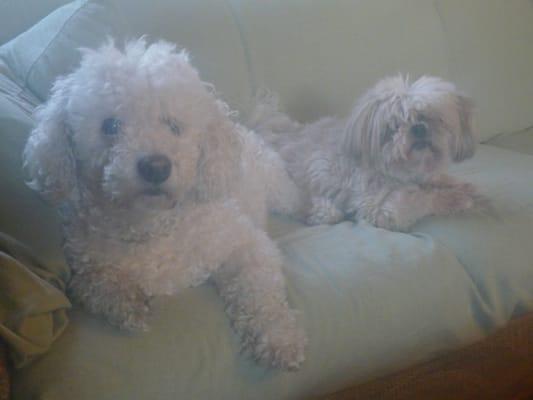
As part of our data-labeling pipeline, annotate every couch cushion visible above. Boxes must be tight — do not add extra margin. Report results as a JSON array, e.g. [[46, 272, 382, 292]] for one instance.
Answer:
[[0, 0, 128, 101], [10, 144, 533, 399], [228, 0, 449, 121], [228, 0, 533, 142], [0, 0, 71, 45], [486, 127, 533, 156], [0, 69, 65, 273], [4, 0, 533, 140], [0, 0, 252, 112], [435, 0, 533, 141], [1, 1, 533, 398]]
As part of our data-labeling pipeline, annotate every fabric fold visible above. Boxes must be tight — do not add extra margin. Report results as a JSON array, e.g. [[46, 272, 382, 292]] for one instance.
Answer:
[[0, 232, 70, 368]]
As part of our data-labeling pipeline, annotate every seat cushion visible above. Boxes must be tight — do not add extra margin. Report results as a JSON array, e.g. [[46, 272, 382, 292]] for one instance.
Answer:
[[486, 127, 533, 156], [11, 144, 533, 400]]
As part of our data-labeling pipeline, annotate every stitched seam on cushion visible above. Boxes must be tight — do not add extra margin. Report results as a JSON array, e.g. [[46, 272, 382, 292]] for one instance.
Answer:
[[23, 0, 91, 97]]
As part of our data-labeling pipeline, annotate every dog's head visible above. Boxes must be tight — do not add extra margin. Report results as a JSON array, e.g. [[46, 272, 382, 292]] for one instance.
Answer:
[[23, 38, 239, 210], [344, 75, 475, 183]]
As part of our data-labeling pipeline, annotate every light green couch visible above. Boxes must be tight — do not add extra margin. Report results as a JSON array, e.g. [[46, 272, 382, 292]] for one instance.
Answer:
[[1, 1, 533, 399]]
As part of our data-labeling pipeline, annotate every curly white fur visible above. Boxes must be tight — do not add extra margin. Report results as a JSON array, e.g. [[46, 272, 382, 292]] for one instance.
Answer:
[[23, 39, 304, 370], [251, 75, 487, 231]]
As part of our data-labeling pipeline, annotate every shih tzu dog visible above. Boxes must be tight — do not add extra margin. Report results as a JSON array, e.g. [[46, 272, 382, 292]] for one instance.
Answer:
[[251, 75, 486, 231]]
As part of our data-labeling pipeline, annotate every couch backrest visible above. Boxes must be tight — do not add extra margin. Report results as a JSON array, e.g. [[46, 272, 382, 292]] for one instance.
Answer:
[[2, 0, 533, 140], [0, 0, 71, 44], [113, 0, 533, 141]]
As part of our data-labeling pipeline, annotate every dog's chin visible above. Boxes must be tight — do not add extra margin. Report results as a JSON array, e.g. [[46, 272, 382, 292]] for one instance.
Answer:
[[133, 189, 177, 210], [105, 187, 177, 211], [385, 142, 445, 182], [407, 142, 444, 179]]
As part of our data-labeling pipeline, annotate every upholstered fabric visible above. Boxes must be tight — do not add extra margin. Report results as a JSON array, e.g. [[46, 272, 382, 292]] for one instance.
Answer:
[[0, 0, 128, 101], [2, 0, 533, 138], [6, 142, 533, 399], [0, 234, 70, 368], [1, 1, 533, 399]]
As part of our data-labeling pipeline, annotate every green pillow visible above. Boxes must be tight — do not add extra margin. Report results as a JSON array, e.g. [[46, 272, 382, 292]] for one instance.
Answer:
[[0, 0, 128, 101]]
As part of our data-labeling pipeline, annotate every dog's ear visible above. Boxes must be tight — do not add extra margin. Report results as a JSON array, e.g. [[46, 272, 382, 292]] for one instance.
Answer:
[[343, 96, 382, 168], [449, 93, 476, 162], [23, 76, 76, 205], [195, 98, 242, 200]]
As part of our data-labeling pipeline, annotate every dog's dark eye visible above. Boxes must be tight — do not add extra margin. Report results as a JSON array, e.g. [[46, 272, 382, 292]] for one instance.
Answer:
[[162, 116, 181, 136], [383, 126, 395, 142], [101, 118, 121, 136]]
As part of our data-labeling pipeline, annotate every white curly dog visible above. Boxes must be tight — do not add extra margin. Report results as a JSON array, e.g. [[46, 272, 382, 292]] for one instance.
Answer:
[[251, 76, 486, 231], [23, 39, 305, 370]]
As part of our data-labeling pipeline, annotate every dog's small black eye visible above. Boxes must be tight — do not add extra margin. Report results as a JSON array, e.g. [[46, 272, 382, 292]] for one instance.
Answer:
[[101, 118, 121, 135], [163, 116, 181, 136], [383, 126, 395, 142]]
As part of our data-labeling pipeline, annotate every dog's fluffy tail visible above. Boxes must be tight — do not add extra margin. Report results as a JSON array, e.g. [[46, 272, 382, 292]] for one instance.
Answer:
[[247, 89, 302, 147]]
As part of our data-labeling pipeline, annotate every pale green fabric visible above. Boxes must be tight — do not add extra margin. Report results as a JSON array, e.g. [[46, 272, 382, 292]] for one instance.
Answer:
[[0, 0, 128, 101], [10, 223, 486, 400], [228, 0, 449, 120], [0, 0, 70, 45], [110, 0, 252, 112], [0, 63, 71, 369], [487, 127, 533, 156], [10, 142, 533, 398], [0, 67, 66, 272], [434, 0, 533, 141], [6, 139, 530, 394], [227, 0, 533, 140], [2, 0, 533, 138], [1, 1, 533, 399]]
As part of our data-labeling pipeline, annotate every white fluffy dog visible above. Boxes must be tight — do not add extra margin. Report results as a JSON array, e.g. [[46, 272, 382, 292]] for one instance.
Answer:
[[23, 39, 305, 370], [251, 75, 486, 231]]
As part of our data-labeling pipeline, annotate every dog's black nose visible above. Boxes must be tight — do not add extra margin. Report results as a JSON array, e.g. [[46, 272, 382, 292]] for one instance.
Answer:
[[137, 154, 172, 184], [410, 123, 428, 139]]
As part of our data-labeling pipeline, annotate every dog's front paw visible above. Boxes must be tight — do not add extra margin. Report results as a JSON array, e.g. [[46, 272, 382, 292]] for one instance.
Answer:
[[70, 275, 153, 332], [248, 311, 307, 371], [433, 187, 475, 214], [306, 197, 344, 225], [107, 289, 153, 332], [373, 210, 400, 231]]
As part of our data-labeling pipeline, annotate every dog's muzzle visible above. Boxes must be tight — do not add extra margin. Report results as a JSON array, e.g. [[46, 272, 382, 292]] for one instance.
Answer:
[[137, 154, 172, 184]]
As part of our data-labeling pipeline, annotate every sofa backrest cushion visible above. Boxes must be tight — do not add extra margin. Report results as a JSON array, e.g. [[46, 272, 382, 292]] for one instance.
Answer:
[[1, 0, 533, 139]]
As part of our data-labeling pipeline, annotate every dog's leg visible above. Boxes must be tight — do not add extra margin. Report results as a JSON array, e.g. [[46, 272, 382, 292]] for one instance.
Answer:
[[426, 175, 492, 212], [68, 267, 151, 331], [212, 226, 306, 370], [167, 201, 305, 369], [426, 173, 477, 192], [357, 184, 477, 231], [305, 196, 344, 225]]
